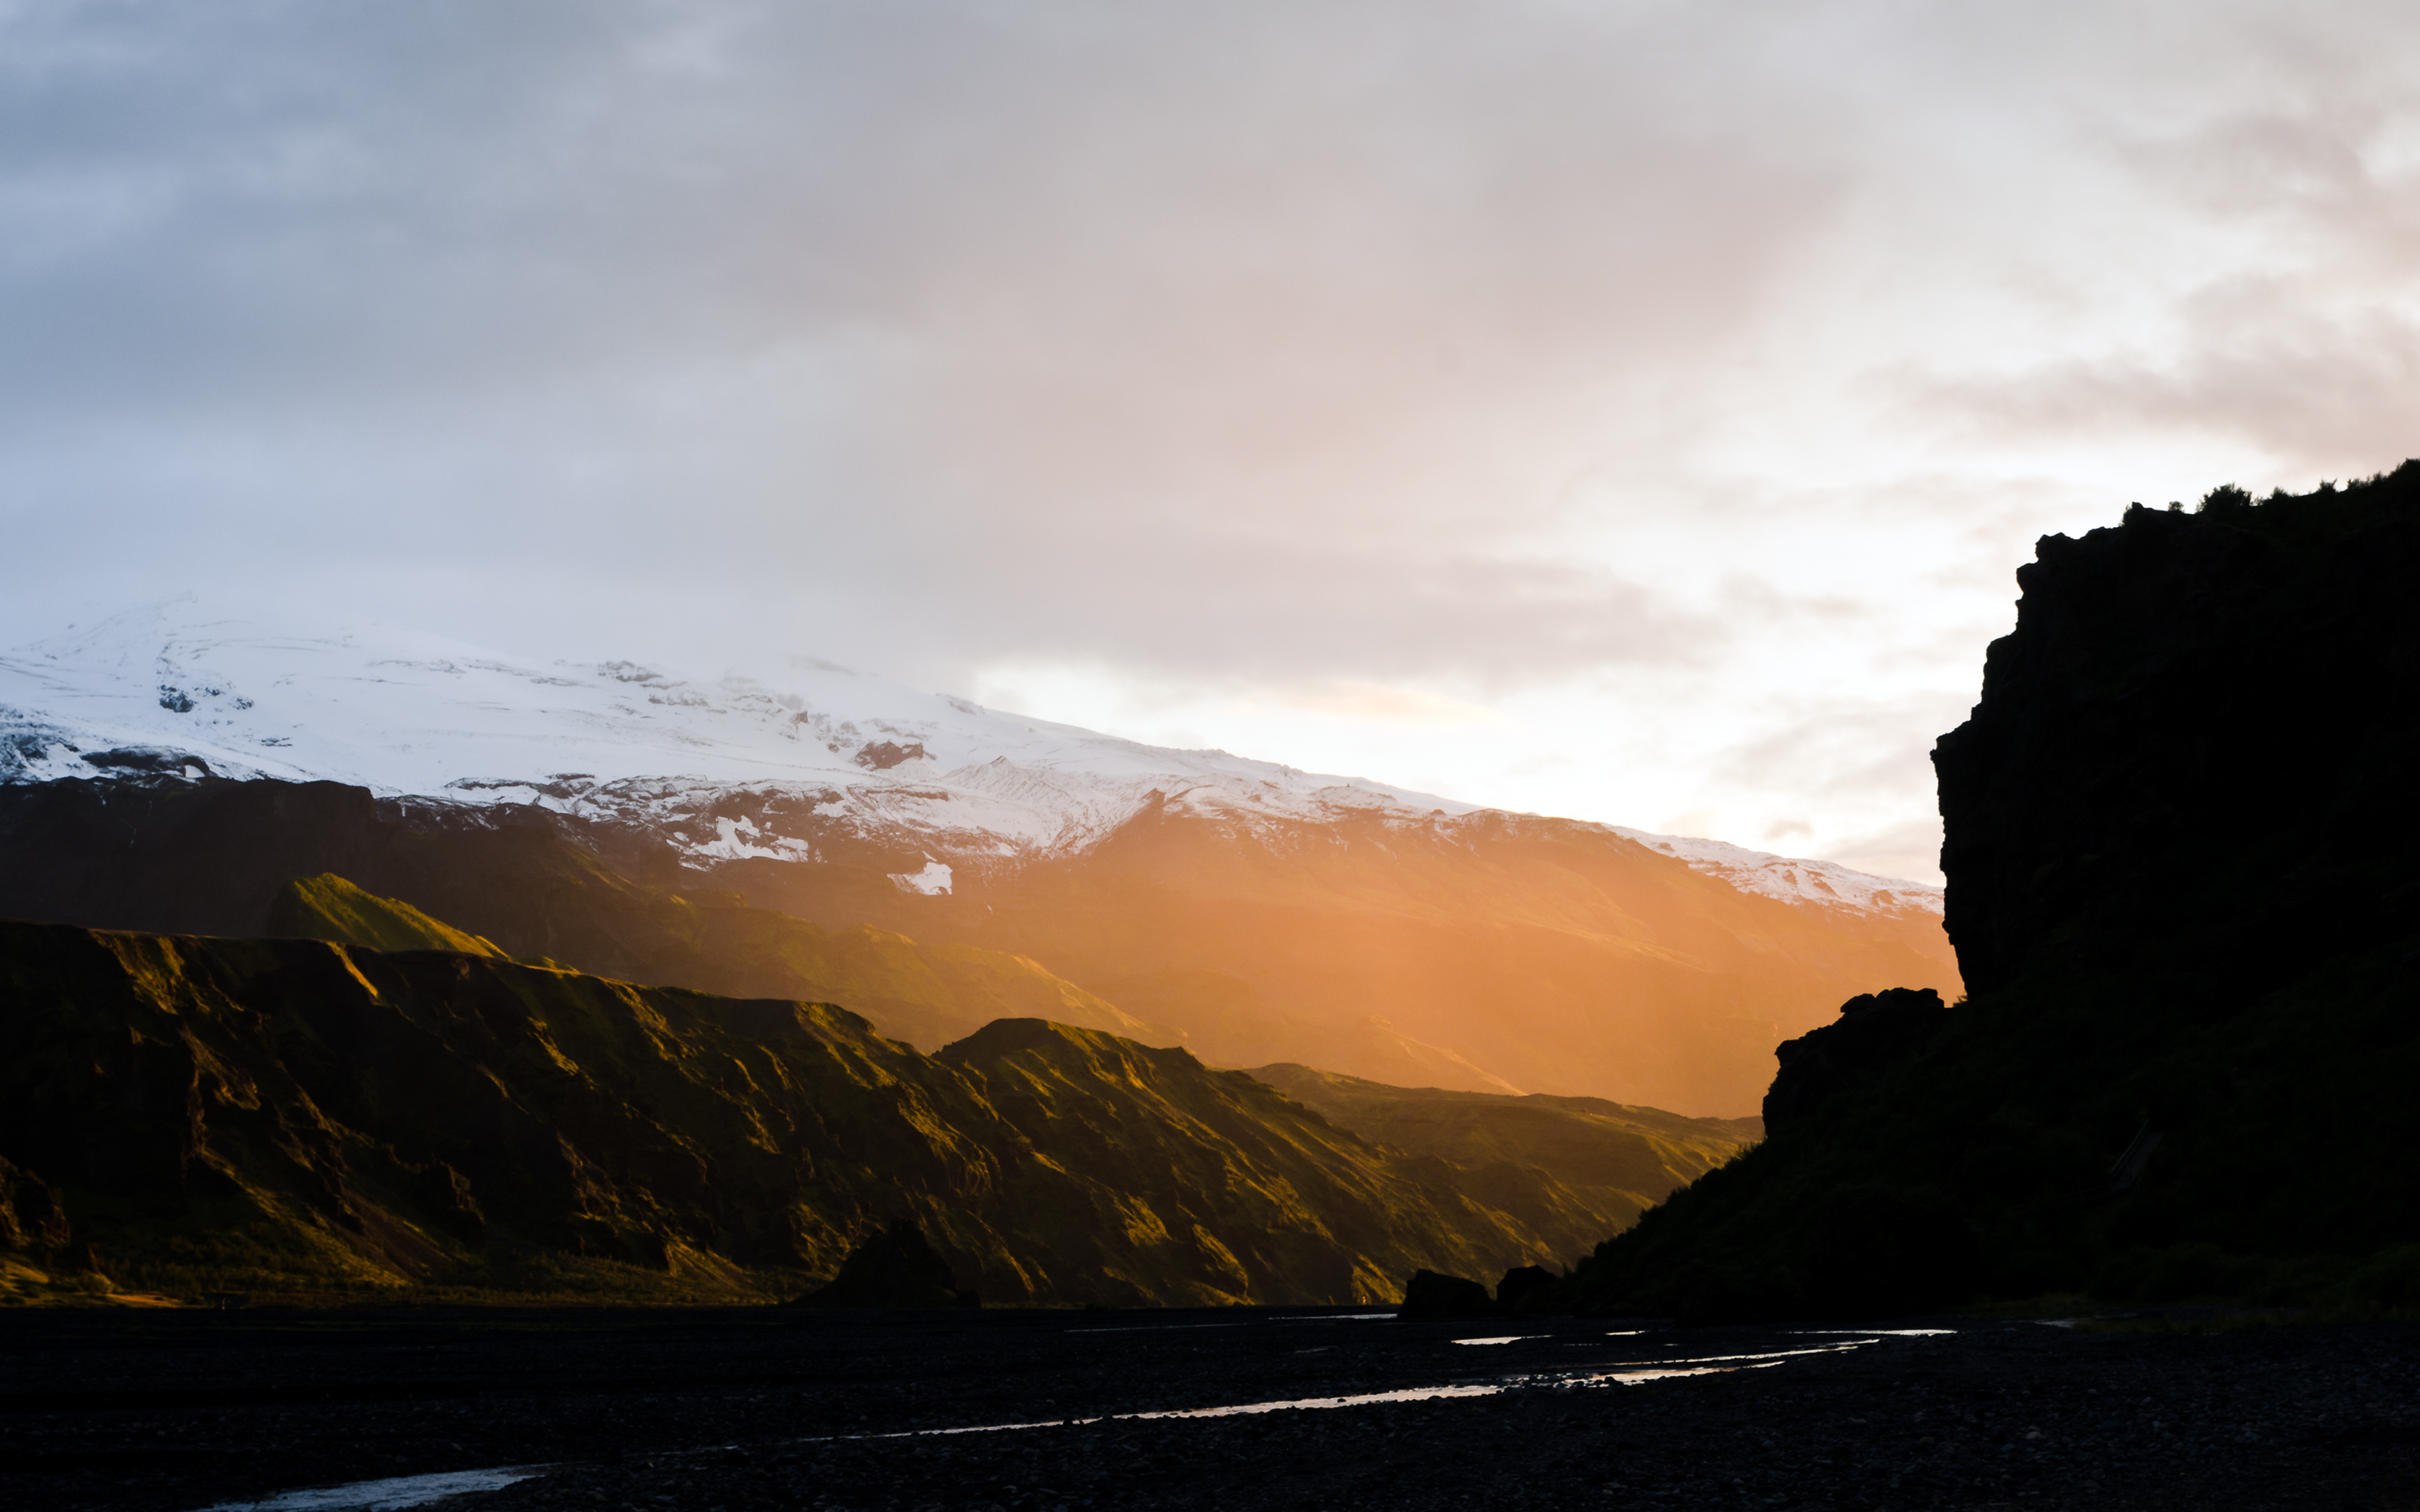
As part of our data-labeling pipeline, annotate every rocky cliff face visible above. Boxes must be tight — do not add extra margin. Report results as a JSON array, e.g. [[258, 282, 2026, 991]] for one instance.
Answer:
[[1935, 485, 2420, 1002], [1560, 466, 2420, 1318], [1760, 989, 1945, 1136]]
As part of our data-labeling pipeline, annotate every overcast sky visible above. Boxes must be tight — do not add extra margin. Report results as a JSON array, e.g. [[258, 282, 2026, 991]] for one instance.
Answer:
[[6, 0, 2417, 881]]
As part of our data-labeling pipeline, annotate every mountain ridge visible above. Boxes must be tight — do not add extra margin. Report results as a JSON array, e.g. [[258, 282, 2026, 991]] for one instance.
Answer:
[[0, 767, 1956, 1113], [0, 913, 1757, 1306], [0, 606, 1959, 1114]]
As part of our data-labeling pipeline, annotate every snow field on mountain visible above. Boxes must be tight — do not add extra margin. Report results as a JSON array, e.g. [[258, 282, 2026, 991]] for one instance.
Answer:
[[0, 601, 1940, 916]]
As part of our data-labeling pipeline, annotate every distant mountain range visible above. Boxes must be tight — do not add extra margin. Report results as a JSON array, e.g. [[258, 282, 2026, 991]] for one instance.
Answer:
[[0, 605, 1955, 1117], [0, 876, 1757, 1305]]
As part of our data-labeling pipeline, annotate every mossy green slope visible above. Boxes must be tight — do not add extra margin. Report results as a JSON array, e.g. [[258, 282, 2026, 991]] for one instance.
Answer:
[[268, 873, 506, 958], [946, 1021, 1566, 1302], [1245, 1063, 1758, 1266], [0, 919, 1598, 1305], [1561, 468, 2420, 1319]]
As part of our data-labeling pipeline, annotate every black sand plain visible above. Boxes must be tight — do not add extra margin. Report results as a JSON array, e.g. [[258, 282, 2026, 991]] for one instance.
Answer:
[[3, 1304, 2417, 1512]]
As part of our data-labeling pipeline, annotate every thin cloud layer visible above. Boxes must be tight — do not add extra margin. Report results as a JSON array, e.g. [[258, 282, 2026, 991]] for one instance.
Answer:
[[5, 0, 2419, 878]]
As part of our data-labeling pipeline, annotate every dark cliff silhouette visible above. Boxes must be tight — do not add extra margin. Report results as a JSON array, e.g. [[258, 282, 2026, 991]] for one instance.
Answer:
[[1560, 464, 2420, 1318]]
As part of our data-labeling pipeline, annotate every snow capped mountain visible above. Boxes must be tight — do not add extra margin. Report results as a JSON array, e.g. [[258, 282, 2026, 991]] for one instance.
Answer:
[[1605, 829, 1940, 914], [0, 601, 1940, 916]]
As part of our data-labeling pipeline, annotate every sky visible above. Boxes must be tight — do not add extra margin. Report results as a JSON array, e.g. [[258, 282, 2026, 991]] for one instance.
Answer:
[[4, 1, 2418, 883]]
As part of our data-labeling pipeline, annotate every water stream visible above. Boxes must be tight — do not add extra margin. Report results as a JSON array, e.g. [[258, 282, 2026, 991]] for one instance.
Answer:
[[192, 1468, 544, 1512], [187, 1326, 1944, 1511]]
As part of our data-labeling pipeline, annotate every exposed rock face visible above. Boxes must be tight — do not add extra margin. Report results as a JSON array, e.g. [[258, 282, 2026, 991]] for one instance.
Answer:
[[1761, 989, 1946, 1136], [1559, 467, 2420, 1319]]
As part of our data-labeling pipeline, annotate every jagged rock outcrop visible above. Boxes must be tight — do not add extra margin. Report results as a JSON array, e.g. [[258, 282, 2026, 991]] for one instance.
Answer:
[[1399, 1269, 1499, 1318], [1495, 1263, 1559, 1312], [1934, 487, 2420, 1001], [1761, 989, 1946, 1135]]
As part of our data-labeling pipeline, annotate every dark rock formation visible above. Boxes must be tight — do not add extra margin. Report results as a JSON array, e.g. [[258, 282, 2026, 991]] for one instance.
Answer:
[[1561, 465, 2420, 1318], [788, 1220, 978, 1308], [1934, 487, 2420, 1002], [1494, 1263, 1558, 1311], [853, 741, 928, 770], [1761, 988, 1946, 1135], [1399, 1269, 1497, 1318]]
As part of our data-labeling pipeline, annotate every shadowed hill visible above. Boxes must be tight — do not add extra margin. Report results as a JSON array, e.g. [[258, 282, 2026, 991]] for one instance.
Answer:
[[939, 1019, 1579, 1302], [725, 803, 1958, 1115], [1561, 468, 2420, 1319], [0, 919, 1621, 1305], [0, 781, 1175, 1053]]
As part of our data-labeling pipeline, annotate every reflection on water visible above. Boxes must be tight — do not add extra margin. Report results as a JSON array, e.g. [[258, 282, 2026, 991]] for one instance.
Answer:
[[1070, 1311, 1399, 1335], [1064, 1320, 1249, 1334], [192, 1467, 542, 1512], [871, 1336, 1907, 1438], [194, 1323, 1958, 1509]]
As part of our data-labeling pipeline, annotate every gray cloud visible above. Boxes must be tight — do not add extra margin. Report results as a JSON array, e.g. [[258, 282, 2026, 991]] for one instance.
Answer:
[[1886, 27, 2420, 483], [8, 0, 2420, 863], [0, 0, 1850, 686], [1899, 297, 2420, 480]]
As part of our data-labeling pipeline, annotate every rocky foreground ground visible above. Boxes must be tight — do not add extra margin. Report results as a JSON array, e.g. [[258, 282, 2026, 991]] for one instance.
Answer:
[[2, 1303, 2416, 1511]]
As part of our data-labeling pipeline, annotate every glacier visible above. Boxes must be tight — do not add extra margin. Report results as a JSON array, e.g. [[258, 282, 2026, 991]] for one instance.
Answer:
[[0, 600, 1940, 917]]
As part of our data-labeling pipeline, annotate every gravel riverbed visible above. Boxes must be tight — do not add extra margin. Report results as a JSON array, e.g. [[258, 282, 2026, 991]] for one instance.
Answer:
[[3, 1306, 2414, 1511]]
